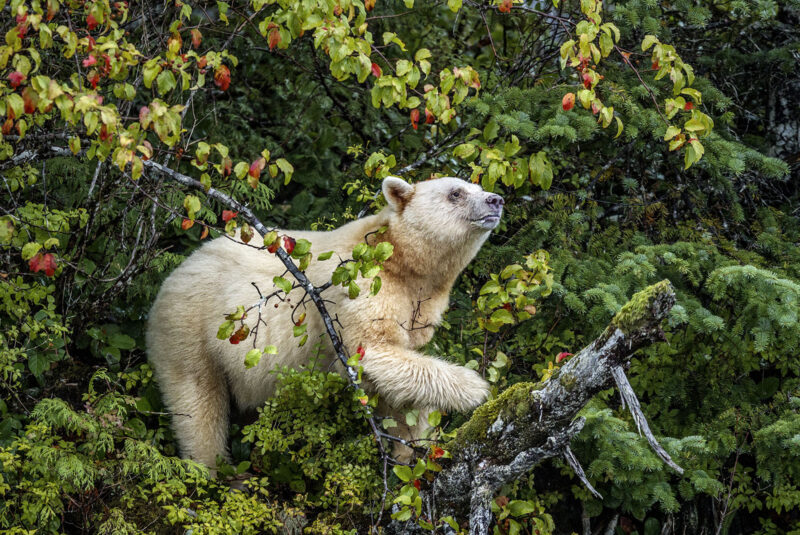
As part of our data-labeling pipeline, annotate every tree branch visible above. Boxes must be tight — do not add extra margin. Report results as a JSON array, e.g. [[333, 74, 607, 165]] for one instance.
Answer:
[[388, 280, 678, 535]]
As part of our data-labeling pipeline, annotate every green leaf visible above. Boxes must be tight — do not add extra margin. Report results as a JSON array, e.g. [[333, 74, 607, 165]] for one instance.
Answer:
[[371, 276, 382, 295], [156, 70, 177, 95], [483, 119, 499, 142], [263, 230, 278, 247], [641, 34, 659, 51], [318, 251, 334, 261], [273, 276, 292, 294], [216, 320, 235, 340], [292, 238, 312, 258], [21, 242, 42, 260], [405, 409, 418, 426], [392, 507, 412, 521], [183, 195, 202, 219], [382, 418, 398, 429], [427, 410, 441, 427], [374, 241, 394, 262], [490, 308, 515, 325], [28, 352, 50, 377], [263, 345, 278, 355], [276, 158, 294, 184], [664, 125, 681, 141], [446, 0, 462, 12], [453, 143, 476, 159], [393, 465, 413, 482], [507, 500, 536, 516], [108, 333, 136, 350], [244, 348, 262, 369], [348, 280, 360, 299]]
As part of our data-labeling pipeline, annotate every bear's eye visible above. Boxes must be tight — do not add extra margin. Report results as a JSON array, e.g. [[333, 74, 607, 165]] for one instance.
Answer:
[[448, 190, 462, 202]]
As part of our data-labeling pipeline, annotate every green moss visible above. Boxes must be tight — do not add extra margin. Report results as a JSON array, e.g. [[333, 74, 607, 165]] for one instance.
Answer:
[[610, 280, 672, 334], [559, 372, 577, 392], [448, 382, 540, 454]]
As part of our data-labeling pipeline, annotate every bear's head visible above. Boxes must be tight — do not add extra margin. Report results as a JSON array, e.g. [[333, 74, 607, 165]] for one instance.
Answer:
[[378, 176, 504, 284], [381, 176, 504, 242]]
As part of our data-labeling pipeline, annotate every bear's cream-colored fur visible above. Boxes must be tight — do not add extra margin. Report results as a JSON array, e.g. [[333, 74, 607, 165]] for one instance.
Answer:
[[146, 176, 504, 467]]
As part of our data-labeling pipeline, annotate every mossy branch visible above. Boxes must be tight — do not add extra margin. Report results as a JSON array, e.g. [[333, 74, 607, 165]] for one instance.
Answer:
[[391, 281, 677, 535]]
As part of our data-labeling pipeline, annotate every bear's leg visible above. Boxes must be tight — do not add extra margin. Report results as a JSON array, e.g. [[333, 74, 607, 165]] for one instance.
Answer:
[[377, 401, 433, 463], [157, 361, 231, 469], [362, 344, 489, 412]]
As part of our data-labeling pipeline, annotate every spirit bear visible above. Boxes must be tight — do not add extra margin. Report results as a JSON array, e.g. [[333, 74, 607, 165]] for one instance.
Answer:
[[146, 176, 504, 467]]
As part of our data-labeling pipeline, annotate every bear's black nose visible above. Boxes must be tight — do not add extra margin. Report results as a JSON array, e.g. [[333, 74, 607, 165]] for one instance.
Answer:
[[486, 194, 505, 208]]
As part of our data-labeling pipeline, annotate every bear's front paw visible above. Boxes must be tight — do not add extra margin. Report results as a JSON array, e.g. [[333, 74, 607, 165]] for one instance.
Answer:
[[450, 366, 490, 412]]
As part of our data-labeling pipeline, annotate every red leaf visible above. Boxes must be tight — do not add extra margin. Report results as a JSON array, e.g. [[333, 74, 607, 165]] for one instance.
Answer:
[[582, 73, 592, 89], [87, 36, 95, 52], [86, 13, 98, 30], [268, 27, 281, 50], [197, 56, 207, 69], [29, 252, 57, 277], [21, 87, 36, 114], [371, 62, 382, 78], [556, 352, 573, 363], [82, 55, 97, 68], [222, 158, 232, 177], [365, 0, 375, 10], [221, 210, 238, 222], [410, 109, 419, 130], [413, 479, 421, 490], [356, 345, 366, 360], [181, 218, 194, 230], [424, 108, 434, 124], [200, 225, 209, 239], [431, 446, 445, 459], [249, 157, 266, 179], [267, 241, 279, 254], [652, 61, 660, 70], [498, 0, 512, 13], [99, 123, 113, 142], [138, 106, 150, 126], [190, 29, 202, 49], [561, 92, 575, 111], [241, 224, 254, 244], [684, 101, 694, 111], [2, 118, 13, 135], [230, 326, 249, 344], [89, 73, 99, 89], [214, 65, 230, 91], [283, 236, 296, 255], [8, 71, 25, 89], [16, 13, 27, 24], [591, 101, 601, 115], [295, 312, 306, 326]]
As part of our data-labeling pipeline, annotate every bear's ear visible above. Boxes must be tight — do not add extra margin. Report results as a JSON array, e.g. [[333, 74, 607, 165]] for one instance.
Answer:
[[382, 176, 414, 211]]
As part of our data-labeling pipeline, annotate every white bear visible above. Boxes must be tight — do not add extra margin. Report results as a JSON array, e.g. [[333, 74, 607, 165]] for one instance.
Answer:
[[146, 176, 504, 468]]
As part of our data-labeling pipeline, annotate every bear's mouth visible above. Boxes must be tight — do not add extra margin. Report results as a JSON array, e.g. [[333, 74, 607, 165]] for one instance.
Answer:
[[472, 214, 502, 229]]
